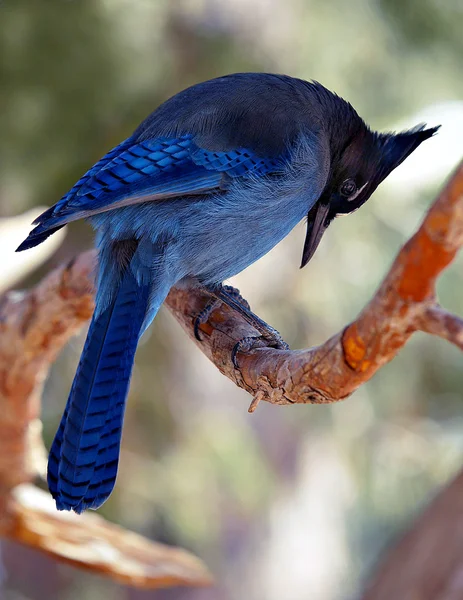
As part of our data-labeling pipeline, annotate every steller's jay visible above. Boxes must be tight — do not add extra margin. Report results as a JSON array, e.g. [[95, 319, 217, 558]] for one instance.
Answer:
[[17, 73, 438, 513]]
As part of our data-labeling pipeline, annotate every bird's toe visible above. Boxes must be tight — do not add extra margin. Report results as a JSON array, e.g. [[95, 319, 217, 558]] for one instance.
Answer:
[[193, 298, 221, 341]]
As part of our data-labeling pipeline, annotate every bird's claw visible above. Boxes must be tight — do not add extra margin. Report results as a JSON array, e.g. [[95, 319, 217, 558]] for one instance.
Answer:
[[222, 285, 251, 311], [231, 329, 290, 368], [194, 285, 249, 341], [194, 299, 221, 341], [195, 284, 289, 367]]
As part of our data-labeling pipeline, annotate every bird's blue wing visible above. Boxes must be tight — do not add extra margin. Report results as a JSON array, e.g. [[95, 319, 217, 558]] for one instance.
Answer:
[[17, 134, 288, 251]]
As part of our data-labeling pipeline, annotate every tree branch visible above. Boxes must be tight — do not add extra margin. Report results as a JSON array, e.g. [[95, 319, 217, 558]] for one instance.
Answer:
[[6, 484, 211, 590], [416, 305, 463, 352], [167, 160, 463, 409]]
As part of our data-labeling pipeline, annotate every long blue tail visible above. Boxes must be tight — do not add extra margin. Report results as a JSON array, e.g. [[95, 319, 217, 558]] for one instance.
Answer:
[[47, 266, 152, 513]]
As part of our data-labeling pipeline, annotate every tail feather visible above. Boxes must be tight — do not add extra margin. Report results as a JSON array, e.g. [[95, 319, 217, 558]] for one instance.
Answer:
[[48, 267, 151, 513]]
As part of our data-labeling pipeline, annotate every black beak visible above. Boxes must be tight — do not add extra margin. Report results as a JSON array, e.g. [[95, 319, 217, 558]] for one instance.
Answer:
[[300, 202, 331, 268]]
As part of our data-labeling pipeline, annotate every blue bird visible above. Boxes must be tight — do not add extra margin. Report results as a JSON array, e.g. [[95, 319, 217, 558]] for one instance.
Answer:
[[17, 73, 438, 513]]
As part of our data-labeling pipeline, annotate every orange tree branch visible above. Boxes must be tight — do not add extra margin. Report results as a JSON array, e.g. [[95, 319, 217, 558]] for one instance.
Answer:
[[167, 160, 463, 409]]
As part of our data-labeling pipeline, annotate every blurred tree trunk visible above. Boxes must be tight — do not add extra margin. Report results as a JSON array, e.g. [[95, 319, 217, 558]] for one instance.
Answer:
[[361, 467, 463, 600]]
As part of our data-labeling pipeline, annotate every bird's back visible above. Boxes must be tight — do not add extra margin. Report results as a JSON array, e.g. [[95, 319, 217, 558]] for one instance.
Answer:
[[134, 73, 337, 156]]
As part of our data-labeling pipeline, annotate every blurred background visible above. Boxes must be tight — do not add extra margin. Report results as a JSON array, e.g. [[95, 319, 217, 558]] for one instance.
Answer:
[[1, 1, 463, 599]]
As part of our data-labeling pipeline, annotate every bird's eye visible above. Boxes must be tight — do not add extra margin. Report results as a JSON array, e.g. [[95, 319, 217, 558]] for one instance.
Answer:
[[340, 178, 357, 198]]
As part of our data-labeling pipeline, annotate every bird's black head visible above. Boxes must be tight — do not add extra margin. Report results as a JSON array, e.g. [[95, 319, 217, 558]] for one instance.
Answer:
[[301, 114, 440, 267]]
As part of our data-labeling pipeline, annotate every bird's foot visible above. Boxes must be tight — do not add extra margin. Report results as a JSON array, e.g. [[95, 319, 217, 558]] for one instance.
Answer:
[[221, 285, 251, 311], [194, 283, 289, 367], [194, 285, 250, 341], [194, 298, 221, 341], [231, 327, 290, 368]]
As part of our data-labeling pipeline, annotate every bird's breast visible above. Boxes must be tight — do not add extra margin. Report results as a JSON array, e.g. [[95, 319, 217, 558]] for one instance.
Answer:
[[173, 182, 311, 283], [92, 173, 317, 286]]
